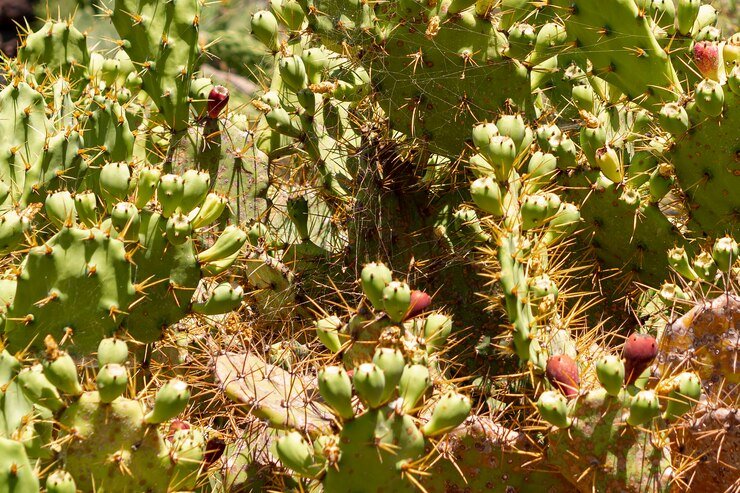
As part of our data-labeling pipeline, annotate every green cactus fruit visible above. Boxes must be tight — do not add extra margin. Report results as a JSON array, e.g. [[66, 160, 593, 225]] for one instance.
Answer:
[[157, 174, 185, 218], [382, 281, 412, 323], [623, 333, 658, 385], [301, 47, 331, 84], [694, 4, 720, 34], [246, 222, 274, 247], [317, 366, 354, 420], [45, 191, 76, 228], [372, 348, 405, 403], [469, 153, 496, 178], [201, 251, 241, 277], [276, 432, 323, 478], [550, 134, 578, 169], [536, 124, 561, 149], [529, 22, 567, 65], [658, 282, 689, 303], [353, 363, 387, 409], [529, 273, 558, 301], [626, 150, 659, 187], [648, 164, 675, 203], [135, 167, 161, 209], [496, 114, 527, 151], [546, 354, 580, 398], [99, 162, 132, 210], [572, 83, 596, 112], [96, 363, 128, 403], [470, 176, 504, 217], [180, 170, 211, 214], [111, 202, 140, 240], [260, 91, 281, 109], [0, 437, 41, 492], [580, 123, 607, 167], [18, 366, 65, 412], [398, 364, 431, 413], [423, 313, 453, 353], [712, 236, 738, 271], [452, 208, 490, 243], [658, 103, 690, 135], [251, 10, 280, 51], [507, 23, 536, 58], [627, 390, 660, 426], [360, 265, 392, 308], [544, 192, 562, 218], [191, 193, 227, 229], [595, 354, 625, 396], [42, 338, 82, 396], [315, 316, 343, 353], [279, 56, 309, 93], [97, 337, 128, 366], [169, 428, 206, 491], [520, 194, 550, 231], [653, 0, 677, 33], [332, 66, 372, 102], [166, 213, 192, 246], [472, 122, 499, 150], [480, 136, 517, 182], [594, 146, 623, 183], [668, 246, 698, 280], [659, 372, 701, 421], [192, 283, 243, 315], [266, 107, 301, 138], [73, 191, 97, 228], [0, 210, 30, 253], [677, 0, 701, 34], [296, 89, 317, 115], [526, 151, 558, 192], [272, 0, 306, 31], [694, 79, 724, 116], [536, 390, 571, 428], [189, 77, 214, 120], [544, 203, 581, 245], [197, 225, 247, 263], [729, 65, 740, 95], [692, 251, 717, 282], [46, 470, 76, 493], [287, 195, 310, 240], [421, 392, 471, 437], [144, 379, 190, 424]]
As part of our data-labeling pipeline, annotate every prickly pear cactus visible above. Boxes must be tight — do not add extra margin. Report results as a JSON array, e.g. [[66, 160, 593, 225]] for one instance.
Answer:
[[0, 1, 736, 493], [0, 336, 205, 491], [109, 0, 202, 132], [4, 165, 245, 354]]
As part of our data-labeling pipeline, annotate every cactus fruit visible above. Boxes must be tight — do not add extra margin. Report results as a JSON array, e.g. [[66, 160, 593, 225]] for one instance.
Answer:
[[546, 355, 580, 398], [623, 333, 658, 385]]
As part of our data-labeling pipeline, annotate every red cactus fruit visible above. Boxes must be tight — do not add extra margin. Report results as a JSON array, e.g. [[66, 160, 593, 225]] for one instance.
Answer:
[[204, 436, 226, 467], [166, 419, 191, 442], [693, 42, 720, 79], [404, 290, 432, 320], [207, 85, 229, 119], [546, 354, 580, 398], [623, 333, 658, 385]]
